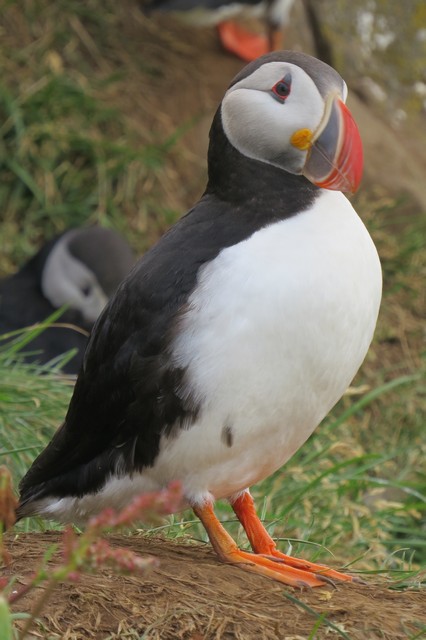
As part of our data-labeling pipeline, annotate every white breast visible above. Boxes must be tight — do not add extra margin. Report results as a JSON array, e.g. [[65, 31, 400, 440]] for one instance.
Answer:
[[151, 190, 382, 504]]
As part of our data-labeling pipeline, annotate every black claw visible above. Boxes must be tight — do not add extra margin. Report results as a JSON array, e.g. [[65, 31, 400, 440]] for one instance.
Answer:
[[314, 573, 337, 588], [295, 580, 313, 590], [261, 554, 286, 564]]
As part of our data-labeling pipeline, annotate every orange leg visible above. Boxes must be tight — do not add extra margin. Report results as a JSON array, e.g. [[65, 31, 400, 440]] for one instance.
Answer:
[[231, 491, 359, 583], [193, 501, 342, 588]]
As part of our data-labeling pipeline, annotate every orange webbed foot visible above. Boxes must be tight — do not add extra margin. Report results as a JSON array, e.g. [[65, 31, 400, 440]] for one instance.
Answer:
[[257, 548, 356, 584], [193, 497, 357, 589], [230, 491, 359, 585], [217, 21, 280, 62]]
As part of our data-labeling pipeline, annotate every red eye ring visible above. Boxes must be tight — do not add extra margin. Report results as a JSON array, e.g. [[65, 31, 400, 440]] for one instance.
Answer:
[[271, 73, 292, 103]]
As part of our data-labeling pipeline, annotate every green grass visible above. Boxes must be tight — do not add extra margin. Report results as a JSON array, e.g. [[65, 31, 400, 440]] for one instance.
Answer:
[[0, 64, 174, 266], [0, 0, 182, 273], [0, 330, 73, 532]]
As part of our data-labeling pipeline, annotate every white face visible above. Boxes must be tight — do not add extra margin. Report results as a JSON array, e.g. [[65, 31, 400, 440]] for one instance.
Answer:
[[41, 235, 108, 323], [221, 61, 345, 175]]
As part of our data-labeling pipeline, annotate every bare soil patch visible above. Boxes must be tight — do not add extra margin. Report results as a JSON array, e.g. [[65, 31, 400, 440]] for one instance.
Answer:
[[5, 532, 426, 639]]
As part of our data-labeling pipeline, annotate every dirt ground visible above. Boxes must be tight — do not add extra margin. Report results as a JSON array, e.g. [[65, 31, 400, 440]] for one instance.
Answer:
[[5, 532, 426, 640]]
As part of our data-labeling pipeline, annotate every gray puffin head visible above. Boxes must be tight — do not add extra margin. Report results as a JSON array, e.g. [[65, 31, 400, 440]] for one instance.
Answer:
[[220, 51, 362, 193], [41, 227, 135, 323]]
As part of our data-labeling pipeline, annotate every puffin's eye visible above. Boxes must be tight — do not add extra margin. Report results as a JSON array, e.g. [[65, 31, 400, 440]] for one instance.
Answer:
[[271, 73, 292, 103], [82, 284, 92, 297]]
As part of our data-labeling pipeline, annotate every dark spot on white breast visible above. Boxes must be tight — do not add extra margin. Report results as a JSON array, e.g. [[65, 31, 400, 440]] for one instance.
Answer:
[[221, 424, 234, 448]]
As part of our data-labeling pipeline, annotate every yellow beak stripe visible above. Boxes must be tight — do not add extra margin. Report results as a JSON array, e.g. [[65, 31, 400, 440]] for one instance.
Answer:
[[290, 128, 313, 151]]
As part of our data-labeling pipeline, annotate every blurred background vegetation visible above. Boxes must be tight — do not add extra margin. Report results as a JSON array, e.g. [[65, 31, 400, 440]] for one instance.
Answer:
[[0, 0, 425, 582], [318, 0, 426, 116]]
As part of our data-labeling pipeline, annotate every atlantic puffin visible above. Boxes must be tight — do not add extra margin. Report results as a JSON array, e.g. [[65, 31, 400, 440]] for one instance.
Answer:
[[143, 0, 295, 61], [0, 227, 134, 374], [17, 51, 382, 588]]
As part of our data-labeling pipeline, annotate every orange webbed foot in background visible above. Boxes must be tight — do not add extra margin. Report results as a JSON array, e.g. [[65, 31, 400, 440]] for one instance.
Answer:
[[217, 21, 283, 62]]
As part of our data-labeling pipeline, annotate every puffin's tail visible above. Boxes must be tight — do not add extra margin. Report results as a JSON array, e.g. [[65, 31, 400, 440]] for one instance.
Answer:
[[15, 482, 46, 521]]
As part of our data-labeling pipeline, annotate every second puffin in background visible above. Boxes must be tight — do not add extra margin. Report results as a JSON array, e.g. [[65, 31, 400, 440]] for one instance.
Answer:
[[0, 227, 135, 374], [143, 0, 296, 61]]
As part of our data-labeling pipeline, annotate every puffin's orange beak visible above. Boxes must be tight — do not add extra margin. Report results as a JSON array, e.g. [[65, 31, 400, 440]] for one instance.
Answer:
[[298, 95, 363, 194]]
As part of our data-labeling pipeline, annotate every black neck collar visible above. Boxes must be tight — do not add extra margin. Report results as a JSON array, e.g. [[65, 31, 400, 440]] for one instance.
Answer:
[[205, 107, 320, 220]]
